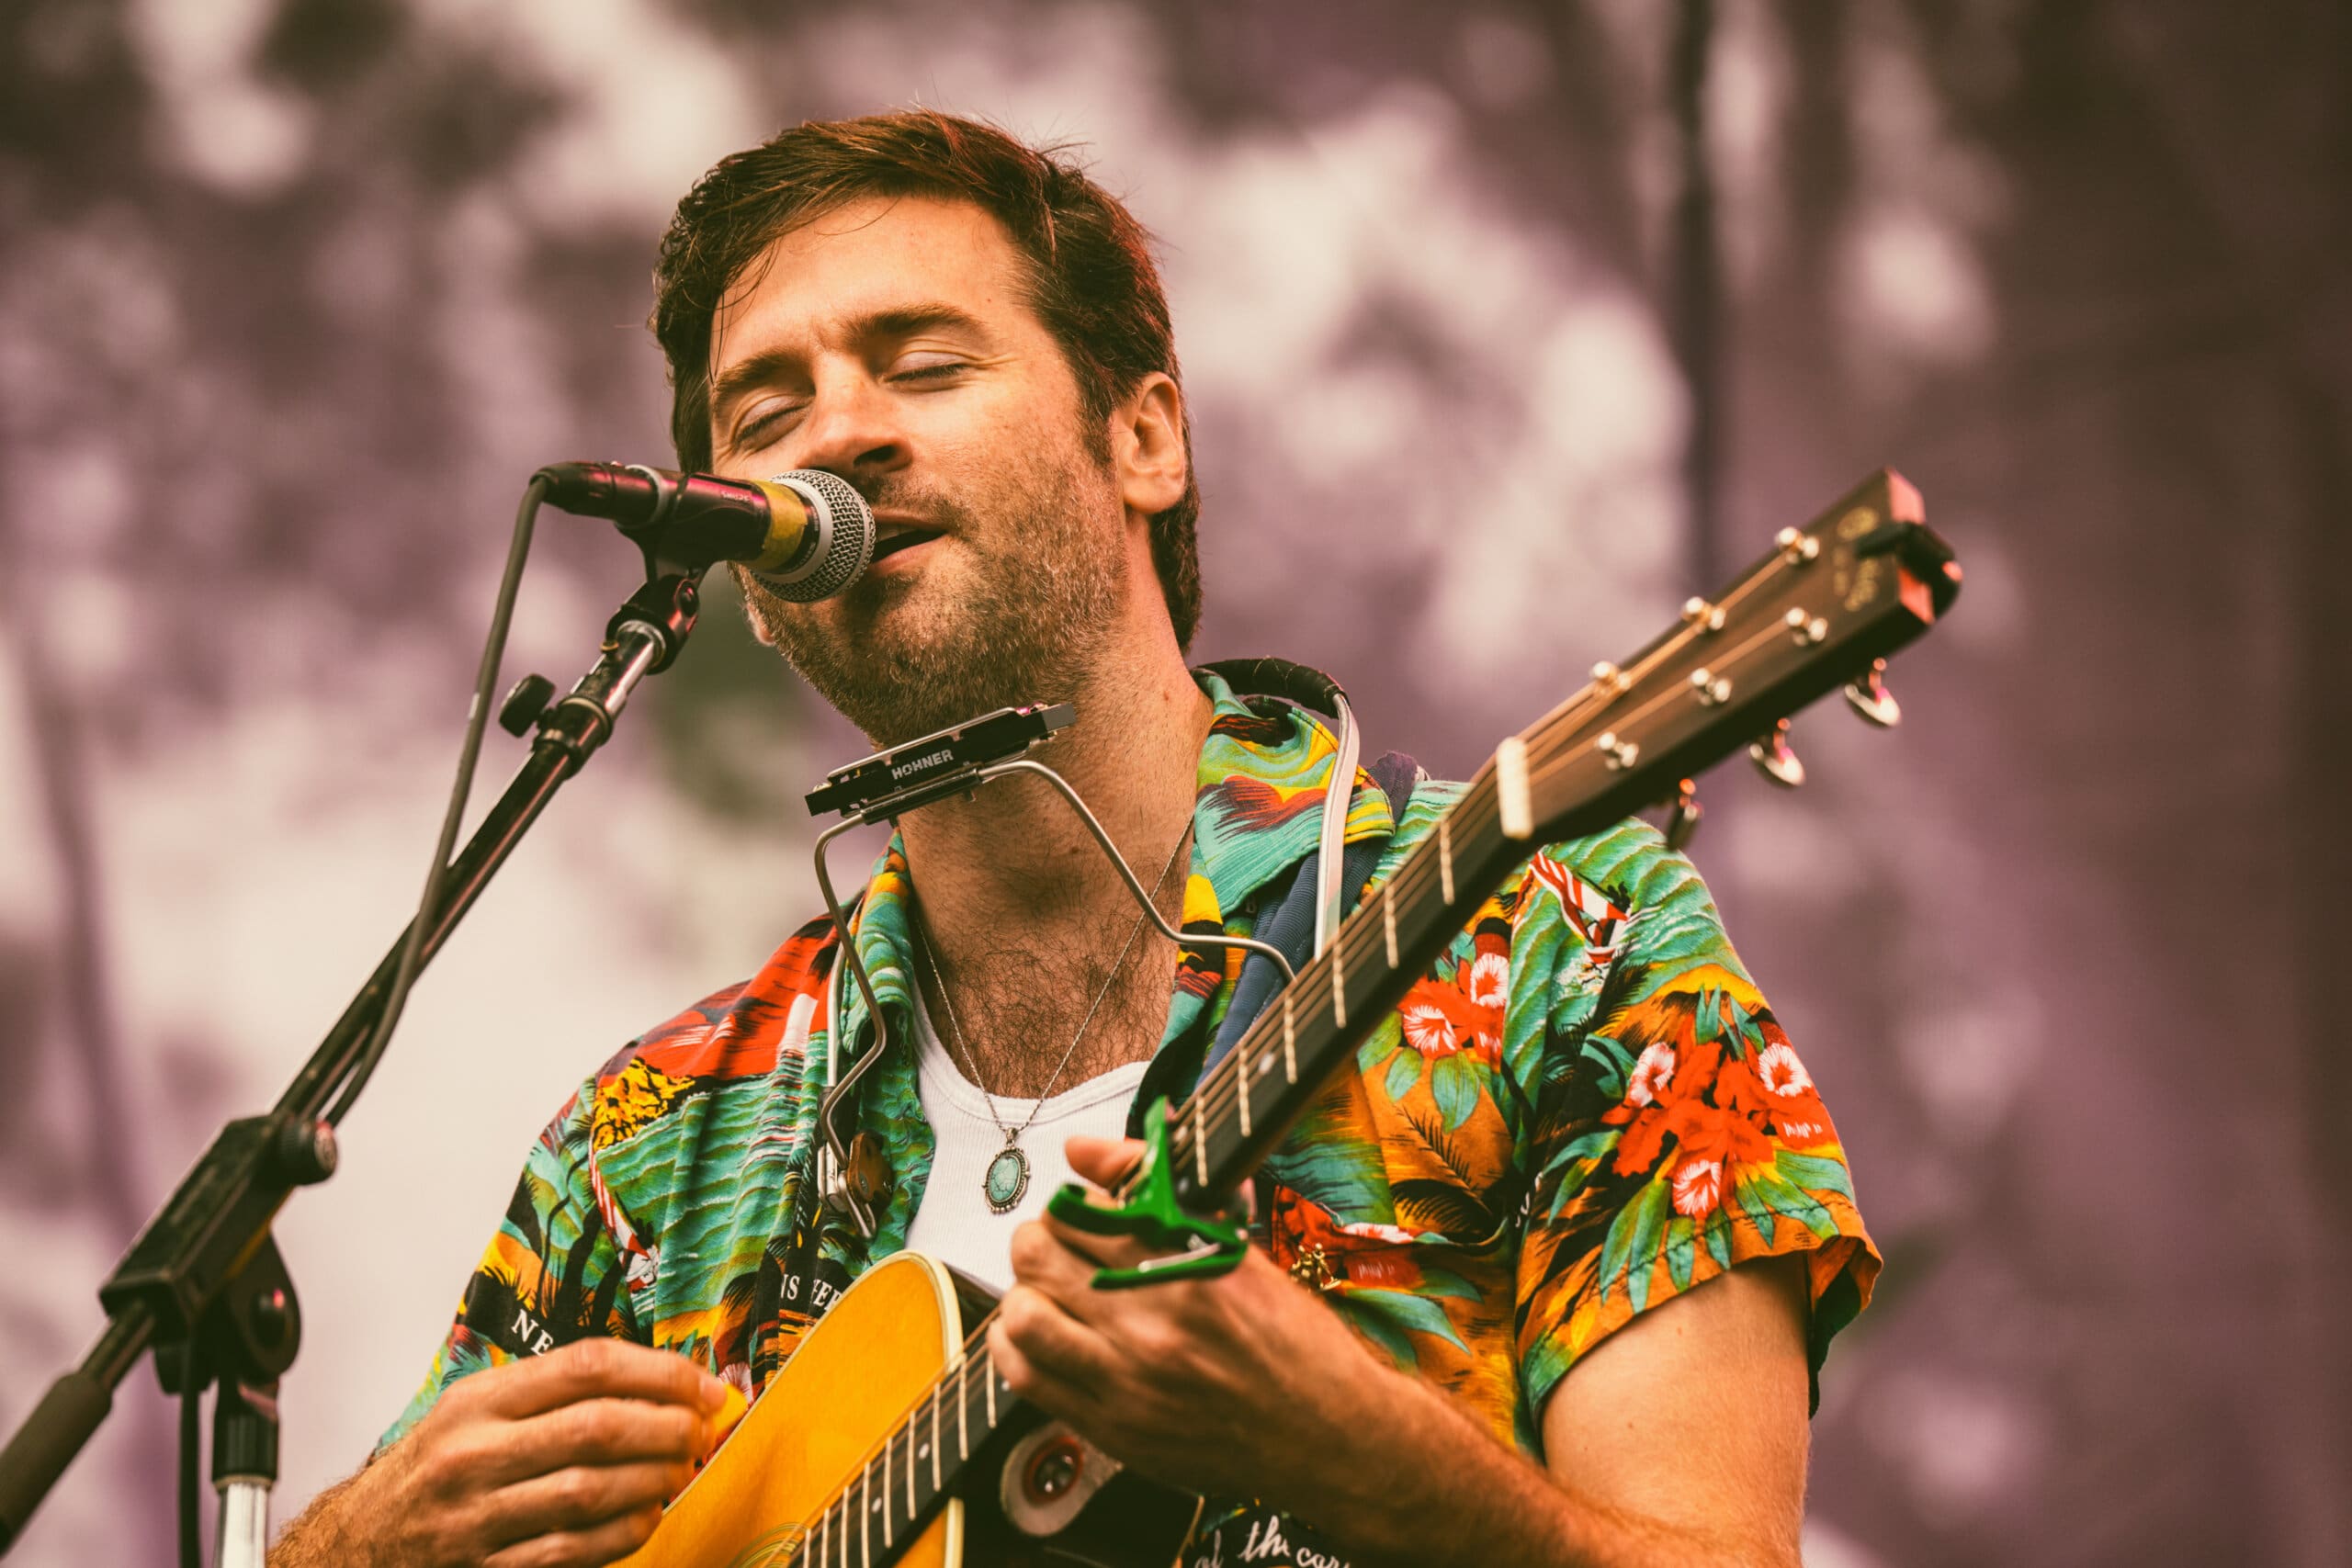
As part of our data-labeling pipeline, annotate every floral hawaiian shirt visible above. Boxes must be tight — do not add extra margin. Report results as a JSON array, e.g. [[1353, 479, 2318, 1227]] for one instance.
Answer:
[[383, 671, 1880, 1560]]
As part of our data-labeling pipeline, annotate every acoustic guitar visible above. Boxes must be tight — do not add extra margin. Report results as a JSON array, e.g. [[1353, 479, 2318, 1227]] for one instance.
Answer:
[[623, 470, 1962, 1567]]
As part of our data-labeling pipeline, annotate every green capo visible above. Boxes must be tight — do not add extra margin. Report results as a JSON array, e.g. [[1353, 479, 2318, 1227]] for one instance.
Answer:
[[1046, 1097, 1249, 1290]]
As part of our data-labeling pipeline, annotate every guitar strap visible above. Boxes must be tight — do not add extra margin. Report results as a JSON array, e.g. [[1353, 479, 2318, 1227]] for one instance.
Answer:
[[1123, 744, 1419, 1137]]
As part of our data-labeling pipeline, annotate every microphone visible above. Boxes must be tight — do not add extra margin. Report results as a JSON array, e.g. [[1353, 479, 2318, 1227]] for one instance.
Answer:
[[534, 461, 876, 603]]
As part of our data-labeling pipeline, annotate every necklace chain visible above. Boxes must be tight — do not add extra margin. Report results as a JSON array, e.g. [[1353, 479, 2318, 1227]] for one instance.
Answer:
[[916, 822, 1191, 1143]]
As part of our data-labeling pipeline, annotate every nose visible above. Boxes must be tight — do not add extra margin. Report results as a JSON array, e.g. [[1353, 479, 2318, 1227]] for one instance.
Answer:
[[790, 366, 910, 486]]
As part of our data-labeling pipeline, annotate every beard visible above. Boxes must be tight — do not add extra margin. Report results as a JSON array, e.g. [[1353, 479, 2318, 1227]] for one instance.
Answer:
[[736, 444, 1129, 748]]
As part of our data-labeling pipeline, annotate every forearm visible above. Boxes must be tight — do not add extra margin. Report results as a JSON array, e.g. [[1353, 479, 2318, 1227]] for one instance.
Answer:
[[267, 1474, 368, 1568], [1265, 1360, 1781, 1568]]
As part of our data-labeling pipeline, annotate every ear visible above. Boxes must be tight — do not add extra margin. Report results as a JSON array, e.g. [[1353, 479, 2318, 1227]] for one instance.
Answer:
[[1111, 372, 1187, 518]]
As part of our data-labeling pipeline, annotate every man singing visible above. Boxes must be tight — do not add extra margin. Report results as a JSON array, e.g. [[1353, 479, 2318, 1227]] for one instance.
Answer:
[[273, 110, 1877, 1568]]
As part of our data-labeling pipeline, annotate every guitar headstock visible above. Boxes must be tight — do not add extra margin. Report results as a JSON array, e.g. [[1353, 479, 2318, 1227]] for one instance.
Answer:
[[1499, 469, 1961, 846]]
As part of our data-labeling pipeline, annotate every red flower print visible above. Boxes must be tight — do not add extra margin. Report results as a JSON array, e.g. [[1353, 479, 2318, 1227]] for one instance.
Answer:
[[1465, 950, 1510, 1010], [1397, 976, 1499, 1064], [1400, 998, 1457, 1056], [1626, 1043, 1676, 1107], [1269, 1187, 1425, 1286], [1671, 1156, 1724, 1217], [1756, 1042, 1814, 1098], [1665, 1099, 1775, 1172]]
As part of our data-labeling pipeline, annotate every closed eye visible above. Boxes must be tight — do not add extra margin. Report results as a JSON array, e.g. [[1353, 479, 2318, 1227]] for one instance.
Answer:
[[732, 405, 800, 448]]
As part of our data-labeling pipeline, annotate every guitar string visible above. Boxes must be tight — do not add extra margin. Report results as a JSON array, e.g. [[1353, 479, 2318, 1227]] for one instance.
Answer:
[[773, 534, 1849, 1552], [783, 1320, 1005, 1559], [777, 675, 1746, 1564], [1170, 598, 1820, 1158], [1165, 546, 1841, 1167]]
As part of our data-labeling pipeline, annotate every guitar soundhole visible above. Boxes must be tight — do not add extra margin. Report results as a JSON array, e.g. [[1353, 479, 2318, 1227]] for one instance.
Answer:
[[1022, 1434, 1085, 1503]]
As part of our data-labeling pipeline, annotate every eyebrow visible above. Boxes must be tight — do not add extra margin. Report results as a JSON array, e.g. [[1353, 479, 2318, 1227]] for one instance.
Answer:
[[708, 302, 990, 420]]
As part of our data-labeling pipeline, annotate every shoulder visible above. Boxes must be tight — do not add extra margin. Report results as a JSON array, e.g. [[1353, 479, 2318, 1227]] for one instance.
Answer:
[[576, 914, 842, 1155]]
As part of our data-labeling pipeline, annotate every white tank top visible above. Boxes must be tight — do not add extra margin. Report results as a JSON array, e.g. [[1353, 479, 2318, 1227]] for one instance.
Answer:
[[899, 982, 1150, 1292]]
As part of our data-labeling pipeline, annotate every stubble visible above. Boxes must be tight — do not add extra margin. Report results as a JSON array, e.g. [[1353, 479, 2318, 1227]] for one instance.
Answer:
[[738, 446, 1128, 748]]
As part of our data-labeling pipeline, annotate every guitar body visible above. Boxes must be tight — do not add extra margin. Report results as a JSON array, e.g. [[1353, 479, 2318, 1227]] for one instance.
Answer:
[[616, 470, 1958, 1568], [624, 1252, 1201, 1568]]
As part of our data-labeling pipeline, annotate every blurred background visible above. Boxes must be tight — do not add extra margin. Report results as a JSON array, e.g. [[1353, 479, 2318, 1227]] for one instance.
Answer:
[[2, 2, 2346, 1563]]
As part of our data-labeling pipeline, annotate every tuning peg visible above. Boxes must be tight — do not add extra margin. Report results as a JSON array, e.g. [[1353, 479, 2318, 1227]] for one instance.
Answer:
[[1748, 719, 1805, 788], [1662, 778, 1703, 850], [1844, 659, 1901, 728]]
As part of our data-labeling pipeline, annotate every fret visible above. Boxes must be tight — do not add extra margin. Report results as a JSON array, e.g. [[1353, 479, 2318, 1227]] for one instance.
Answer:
[[1237, 1061, 1252, 1138], [879, 1435, 893, 1550], [1382, 880, 1398, 968], [860, 1466, 870, 1568], [904, 1415, 917, 1519], [1438, 815, 1455, 905], [1496, 738, 1532, 839], [930, 1389, 942, 1492], [985, 1361, 999, 1429], [820, 1500, 831, 1568], [1193, 1093, 1209, 1186], [956, 1364, 969, 1460], [1329, 941, 1346, 1028], [1283, 992, 1297, 1082]]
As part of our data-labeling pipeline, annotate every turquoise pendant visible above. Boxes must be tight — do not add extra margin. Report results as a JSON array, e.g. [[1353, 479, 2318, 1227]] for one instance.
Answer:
[[984, 1138, 1031, 1213]]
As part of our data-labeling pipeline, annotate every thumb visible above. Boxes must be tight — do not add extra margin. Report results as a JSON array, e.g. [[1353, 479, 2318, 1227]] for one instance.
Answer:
[[1063, 1134, 1147, 1189]]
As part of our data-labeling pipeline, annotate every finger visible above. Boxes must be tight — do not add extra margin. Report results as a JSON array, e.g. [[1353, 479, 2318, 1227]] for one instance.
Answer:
[[1010, 1216, 1140, 1300], [994, 1284, 1124, 1399], [474, 1397, 707, 1490], [481, 1504, 664, 1568], [482, 1338, 730, 1421], [1032, 1207, 1166, 1275], [1062, 1134, 1146, 1189], [988, 1300, 1117, 1427], [481, 1459, 694, 1551]]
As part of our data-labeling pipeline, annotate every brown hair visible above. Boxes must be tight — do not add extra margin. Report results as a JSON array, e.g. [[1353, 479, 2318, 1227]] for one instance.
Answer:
[[651, 109, 1202, 649]]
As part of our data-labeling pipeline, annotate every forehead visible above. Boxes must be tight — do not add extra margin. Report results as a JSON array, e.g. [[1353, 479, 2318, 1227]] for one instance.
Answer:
[[709, 194, 1035, 370]]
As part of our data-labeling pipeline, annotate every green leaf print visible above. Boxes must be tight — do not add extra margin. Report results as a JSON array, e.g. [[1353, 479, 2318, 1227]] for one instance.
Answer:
[[1722, 995, 1755, 1059], [1414, 1261, 1487, 1301], [1664, 1215, 1696, 1292], [1621, 1178, 1673, 1314], [1774, 1148, 1858, 1203], [1734, 1171, 1780, 1247], [1579, 1035, 1635, 1100], [1702, 1207, 1735, 1272], [1346, 1304, 1418, 1370], [1340, 1285, 1472, 1357], [1430, 1053, 1479, 1130], [1384, 1048, 1422, 1102]]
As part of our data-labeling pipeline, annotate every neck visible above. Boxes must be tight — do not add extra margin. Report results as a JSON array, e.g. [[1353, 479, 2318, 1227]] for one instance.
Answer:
[[897, 644, 1211, 962]]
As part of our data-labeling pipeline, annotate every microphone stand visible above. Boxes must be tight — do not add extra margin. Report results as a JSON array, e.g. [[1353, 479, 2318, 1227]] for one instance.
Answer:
[[0, 567, 707, 1564]]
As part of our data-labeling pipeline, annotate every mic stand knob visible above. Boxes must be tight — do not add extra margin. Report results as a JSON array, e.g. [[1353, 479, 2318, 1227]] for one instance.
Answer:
[[498, 673, 558, 737]]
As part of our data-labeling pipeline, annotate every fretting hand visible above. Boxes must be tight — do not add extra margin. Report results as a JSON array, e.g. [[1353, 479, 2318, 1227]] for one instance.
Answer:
[[987, 1134, 1385, 1510]]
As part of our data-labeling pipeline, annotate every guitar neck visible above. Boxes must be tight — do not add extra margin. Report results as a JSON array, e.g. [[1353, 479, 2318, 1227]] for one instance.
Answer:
[[782, 473, 1956, 1567], [1160, 756, 1532, 1208], [783, 1334, 1022, 1568], [1160, 483, 1956, 1207]]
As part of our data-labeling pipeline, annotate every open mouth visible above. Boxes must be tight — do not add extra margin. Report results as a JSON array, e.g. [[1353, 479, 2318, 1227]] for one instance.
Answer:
[[870, 521, 944, 562]]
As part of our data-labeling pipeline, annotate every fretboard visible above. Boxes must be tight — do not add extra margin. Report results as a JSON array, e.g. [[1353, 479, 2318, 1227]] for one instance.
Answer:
[[776, 472, 1956, 1566], [1160, 755, 1533, 1207], [784, 1335, 1020, 1568]]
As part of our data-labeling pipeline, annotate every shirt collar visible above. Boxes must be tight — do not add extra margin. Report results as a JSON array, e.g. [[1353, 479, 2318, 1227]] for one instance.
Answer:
[[831, 668, 1394, 1062]]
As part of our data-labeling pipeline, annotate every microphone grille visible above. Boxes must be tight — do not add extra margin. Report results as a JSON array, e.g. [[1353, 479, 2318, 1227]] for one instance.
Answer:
[[755, 469, 875, 603]]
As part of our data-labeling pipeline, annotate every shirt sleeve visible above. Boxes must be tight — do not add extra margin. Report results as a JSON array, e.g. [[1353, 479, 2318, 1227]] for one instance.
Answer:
[[1513, 821, 1880, 1420], [376, 1075, 639, 1453]]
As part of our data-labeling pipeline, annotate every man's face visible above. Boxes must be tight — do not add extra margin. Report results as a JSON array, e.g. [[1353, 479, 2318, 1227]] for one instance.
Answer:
[[705, 195, 1128, 747]]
